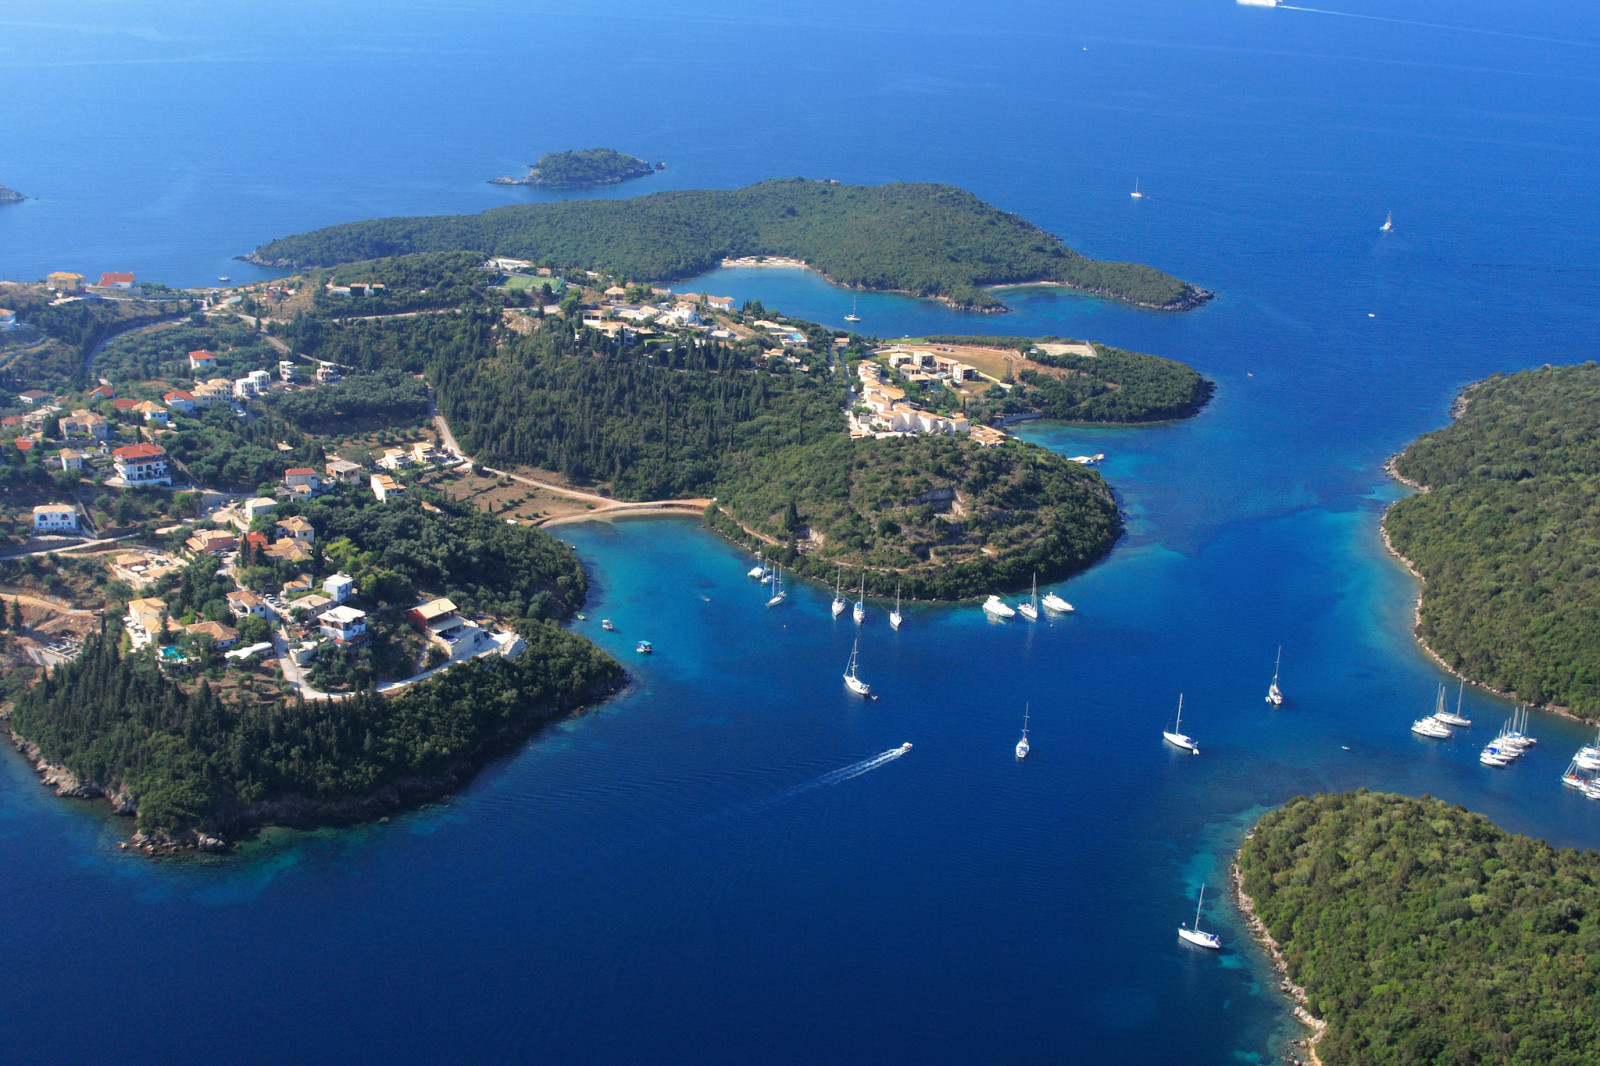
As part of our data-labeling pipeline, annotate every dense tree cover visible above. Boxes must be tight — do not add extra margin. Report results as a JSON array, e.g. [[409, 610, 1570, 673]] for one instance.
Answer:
[[251, 179, 1208, 311], [1016, 343, 1214, 422], [167, 403, 322, 491], [290, 492, 588, 620], [0, 290, 176, 391], [10, 618, 622, 836], [93, 320, 277, 383], [1387, 364, 1600, 716], [266, 368, 430, 432], [279, 309, 492, 375], [519, 148, 660, 187], [1239, 791, 1600, 1066], [317, 251, 490, 315], [710, 434, 1121, 599]]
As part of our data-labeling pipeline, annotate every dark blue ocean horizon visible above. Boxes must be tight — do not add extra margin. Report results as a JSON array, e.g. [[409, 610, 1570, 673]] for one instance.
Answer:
[[2, 0, 1598, 1062]]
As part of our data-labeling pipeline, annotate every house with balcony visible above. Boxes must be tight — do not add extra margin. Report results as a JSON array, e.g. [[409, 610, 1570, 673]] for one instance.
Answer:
[[112, 442, 171, 486], [320, 605, 368, 645]]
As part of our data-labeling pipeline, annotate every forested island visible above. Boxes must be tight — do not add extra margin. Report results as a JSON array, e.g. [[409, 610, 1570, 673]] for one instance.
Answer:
[[1385, 363, 1600, 717], [491, 148, 663, 188], [246, 179, 1211, 312], [6, 493, 622, 849], [1237, 791, 1600, 1065]]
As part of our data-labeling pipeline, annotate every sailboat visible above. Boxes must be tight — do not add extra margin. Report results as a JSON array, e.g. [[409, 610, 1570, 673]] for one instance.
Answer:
[[1162, 695, 1199, 754], [844, 294, 861, 323], [890, 580, 903, 630], [765, 565, 787, 608], [831, 567, 847, 617], [843, 639, 870, 696], [1130, 178, 1145, 200], [1433, 682, 1471, 728], [1017, 573, 1040, 621], [1380, 211, 1393, 232], [1562, 760, 1588, 790], [852, 574, 866, 624], [1041, 590, 1074, 614], [1178, 884, 1222, 950], [1016, 703, 1030, 760], [1265, 646, 1284, 706], [1573, 725, 1600, 772]]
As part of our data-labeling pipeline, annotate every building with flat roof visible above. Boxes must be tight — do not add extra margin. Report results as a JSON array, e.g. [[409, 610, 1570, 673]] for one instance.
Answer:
[[320, 605, 368, 645]]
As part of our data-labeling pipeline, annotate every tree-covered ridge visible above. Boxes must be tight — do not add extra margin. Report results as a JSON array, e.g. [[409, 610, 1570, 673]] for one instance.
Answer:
[[250, 179, 1209, 311], [1386, 363, 1600, 715], [710, 434, 1120, 600], [1238, 791, 1600, 1066], [522, 148, 661, 187], [10, 619, 622, 837], [1017, 343, 1213, 422]]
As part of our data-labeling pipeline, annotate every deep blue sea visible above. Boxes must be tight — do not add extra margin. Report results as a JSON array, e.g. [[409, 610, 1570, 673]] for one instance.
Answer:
[[2, 1, 1599, 1062]]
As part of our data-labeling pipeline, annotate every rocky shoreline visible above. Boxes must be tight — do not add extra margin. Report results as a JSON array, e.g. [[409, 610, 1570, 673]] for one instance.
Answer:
[[1231, 850, 1328, 1066], [5, 674, 626, 858], [0, 184, 26, 204]]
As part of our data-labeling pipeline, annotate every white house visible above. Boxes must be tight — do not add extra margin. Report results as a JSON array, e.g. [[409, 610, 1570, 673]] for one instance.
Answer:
[[112, 443, 171, 486], [226, 589, 273, 619], [278, 360, 299, 382], [320, 605, 368, 644], [283, 467, 320, 493], [188, 349, 217, 372], [58, 448, 88, 472], [242, 497, 277, 521], [164, 389, 197, 414], [32, 503, 79, 533], [323, 572, 355, 603], [371, 474, 405, 502]]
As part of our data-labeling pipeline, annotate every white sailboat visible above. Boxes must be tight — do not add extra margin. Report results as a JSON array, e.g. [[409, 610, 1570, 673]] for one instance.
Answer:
[[1380, 211, 1393, 233], [1178, 883, 1222, 950], [982, 595, 1016, 620], [765, 565, 787, 608], [1163, 694, 1199, 754], [843, 638, 870, 696], [1433, 682, 1471, 728], [1479, 747, 1512, 768], [890, 580, 903, 630], [1411, 713, 1452, 739], [1562, 760, 1588, 790], [1017, 573, 1040, 621], [1041, 590, 1073, 614], [1265, 646, 1284, 706], [1130, 178, 1144, 200], [852, 574, 866, 624], [844, 294, 861, 323], [1016, 703, 1030, 760], [831, 567, 847, 617], [1573, 725, 1600, 772]]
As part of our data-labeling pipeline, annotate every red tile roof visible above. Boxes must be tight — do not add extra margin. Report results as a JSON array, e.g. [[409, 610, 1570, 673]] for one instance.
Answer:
[[112, 442, 166, 460], [284, 467, 316, 476], [88, 385, 115, 398], [188, 349, 215, 359], [99, 272, 136, 286], [111, 398, 139, 410], [164, 390, 195, 402], [14, 439, 34, 452]]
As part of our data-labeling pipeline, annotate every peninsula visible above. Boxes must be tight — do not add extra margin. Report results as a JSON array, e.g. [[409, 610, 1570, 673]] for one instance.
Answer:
[[244, 178, 1212, 312], [0, 184, 26, 204], [1237, 791, 1600, 1064], [1384, 362, 1600, 718], [490, 148, 663, 188]]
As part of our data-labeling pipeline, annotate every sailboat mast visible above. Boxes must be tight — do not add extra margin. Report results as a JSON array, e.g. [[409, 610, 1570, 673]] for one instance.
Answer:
[[1195, 884, 1205, 929], [1176, 694, 1183, 732]]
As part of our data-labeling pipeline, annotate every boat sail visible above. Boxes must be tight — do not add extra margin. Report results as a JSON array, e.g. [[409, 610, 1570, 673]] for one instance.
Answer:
[[853, 573, 866, 625], [890, 580, 904, 630], [1178, 884, 1222, 949], [1018, 573, 1039, 622], [1016, 703, 1030, 760], [1162, 694, 1199, 754], [1265, 646, 1284, 706], [765, 565, 787, 608], [1433, 682, 1471, 728], [831, 567, 847, 617], [843, 638, 870, 696]]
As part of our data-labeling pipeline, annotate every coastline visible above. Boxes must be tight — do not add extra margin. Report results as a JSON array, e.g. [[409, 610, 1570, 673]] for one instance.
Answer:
[[1231, 852, 1328, 1066], [1378, 383, 1589, 724], [4, 672, 626, 858], [985, 278, 1215, 313]]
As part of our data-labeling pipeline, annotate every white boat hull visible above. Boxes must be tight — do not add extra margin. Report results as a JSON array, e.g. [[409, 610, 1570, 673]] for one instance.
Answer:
[[1017, 603, 1039, 621], [1041, 594, 1073, 613], [831, 599, 846, 617], [889, 611, 902, 629], [1015, 738, 1029, 759], [982, 596, 1015, 619], [1576, 752, 1600, 772], [766, 593, 786, 608], [844, 674, 869, 696], [1266, 685, 1282, 707], [1163, 731, 1198, 754], [853, 604, 865, 624], [1434, 713, 1471, 727], [1178, 927, 1221, 949], [1411, 717, 1452, 739]]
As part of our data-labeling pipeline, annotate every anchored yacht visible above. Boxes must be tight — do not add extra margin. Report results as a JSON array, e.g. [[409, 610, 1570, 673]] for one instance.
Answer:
[[983, 595, 1016, 620], [1178, 884, 1222, 950], [1163, 695, 1199, 754]]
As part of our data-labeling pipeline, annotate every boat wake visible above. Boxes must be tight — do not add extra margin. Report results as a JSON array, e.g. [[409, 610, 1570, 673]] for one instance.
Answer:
[[1276, 5, 1598, 49], [735, 744, 915, 817]]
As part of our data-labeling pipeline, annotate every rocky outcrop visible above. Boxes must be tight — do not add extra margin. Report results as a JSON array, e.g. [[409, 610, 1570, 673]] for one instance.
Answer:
[[0, 185, 26, 204], [1232, 852, 1328, 1066]]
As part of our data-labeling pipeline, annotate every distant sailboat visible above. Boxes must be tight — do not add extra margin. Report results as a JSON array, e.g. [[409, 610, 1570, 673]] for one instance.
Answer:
[[831, 567, 847, 617], [1130, 179, 1144, 200], [1380, 211, 1393, 232], [1265, 646, 1283, 707], [766, 565, 787, 608], [1178, 884, 1222, 950], [1016, 703, 1031, 760], [843, 638, 870, 696], [845, 294, 861, 323], [890, 580, 904, 630], [1163, 694, 1199, 754], [853, 574, 866, 625], [1432, 682, 1471, 728], [1017, 573, 1040, 622]]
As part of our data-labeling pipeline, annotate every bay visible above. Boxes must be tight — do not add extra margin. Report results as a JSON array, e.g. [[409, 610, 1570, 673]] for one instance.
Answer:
[[1, 0, 1598, 1062]]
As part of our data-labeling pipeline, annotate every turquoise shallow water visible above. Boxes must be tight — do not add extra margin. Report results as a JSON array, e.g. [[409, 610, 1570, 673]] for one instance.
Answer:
[[2, 0, 1599, 1062]]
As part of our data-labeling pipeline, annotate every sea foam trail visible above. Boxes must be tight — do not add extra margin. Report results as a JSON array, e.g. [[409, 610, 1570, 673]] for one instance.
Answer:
[[1277, 5, 1599, 49], [771, 744, 913, 802]]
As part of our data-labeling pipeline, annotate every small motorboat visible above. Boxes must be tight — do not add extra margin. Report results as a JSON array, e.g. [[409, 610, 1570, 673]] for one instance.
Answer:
[[601, 619, 614, 631], [635, 640, 653, 654]]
